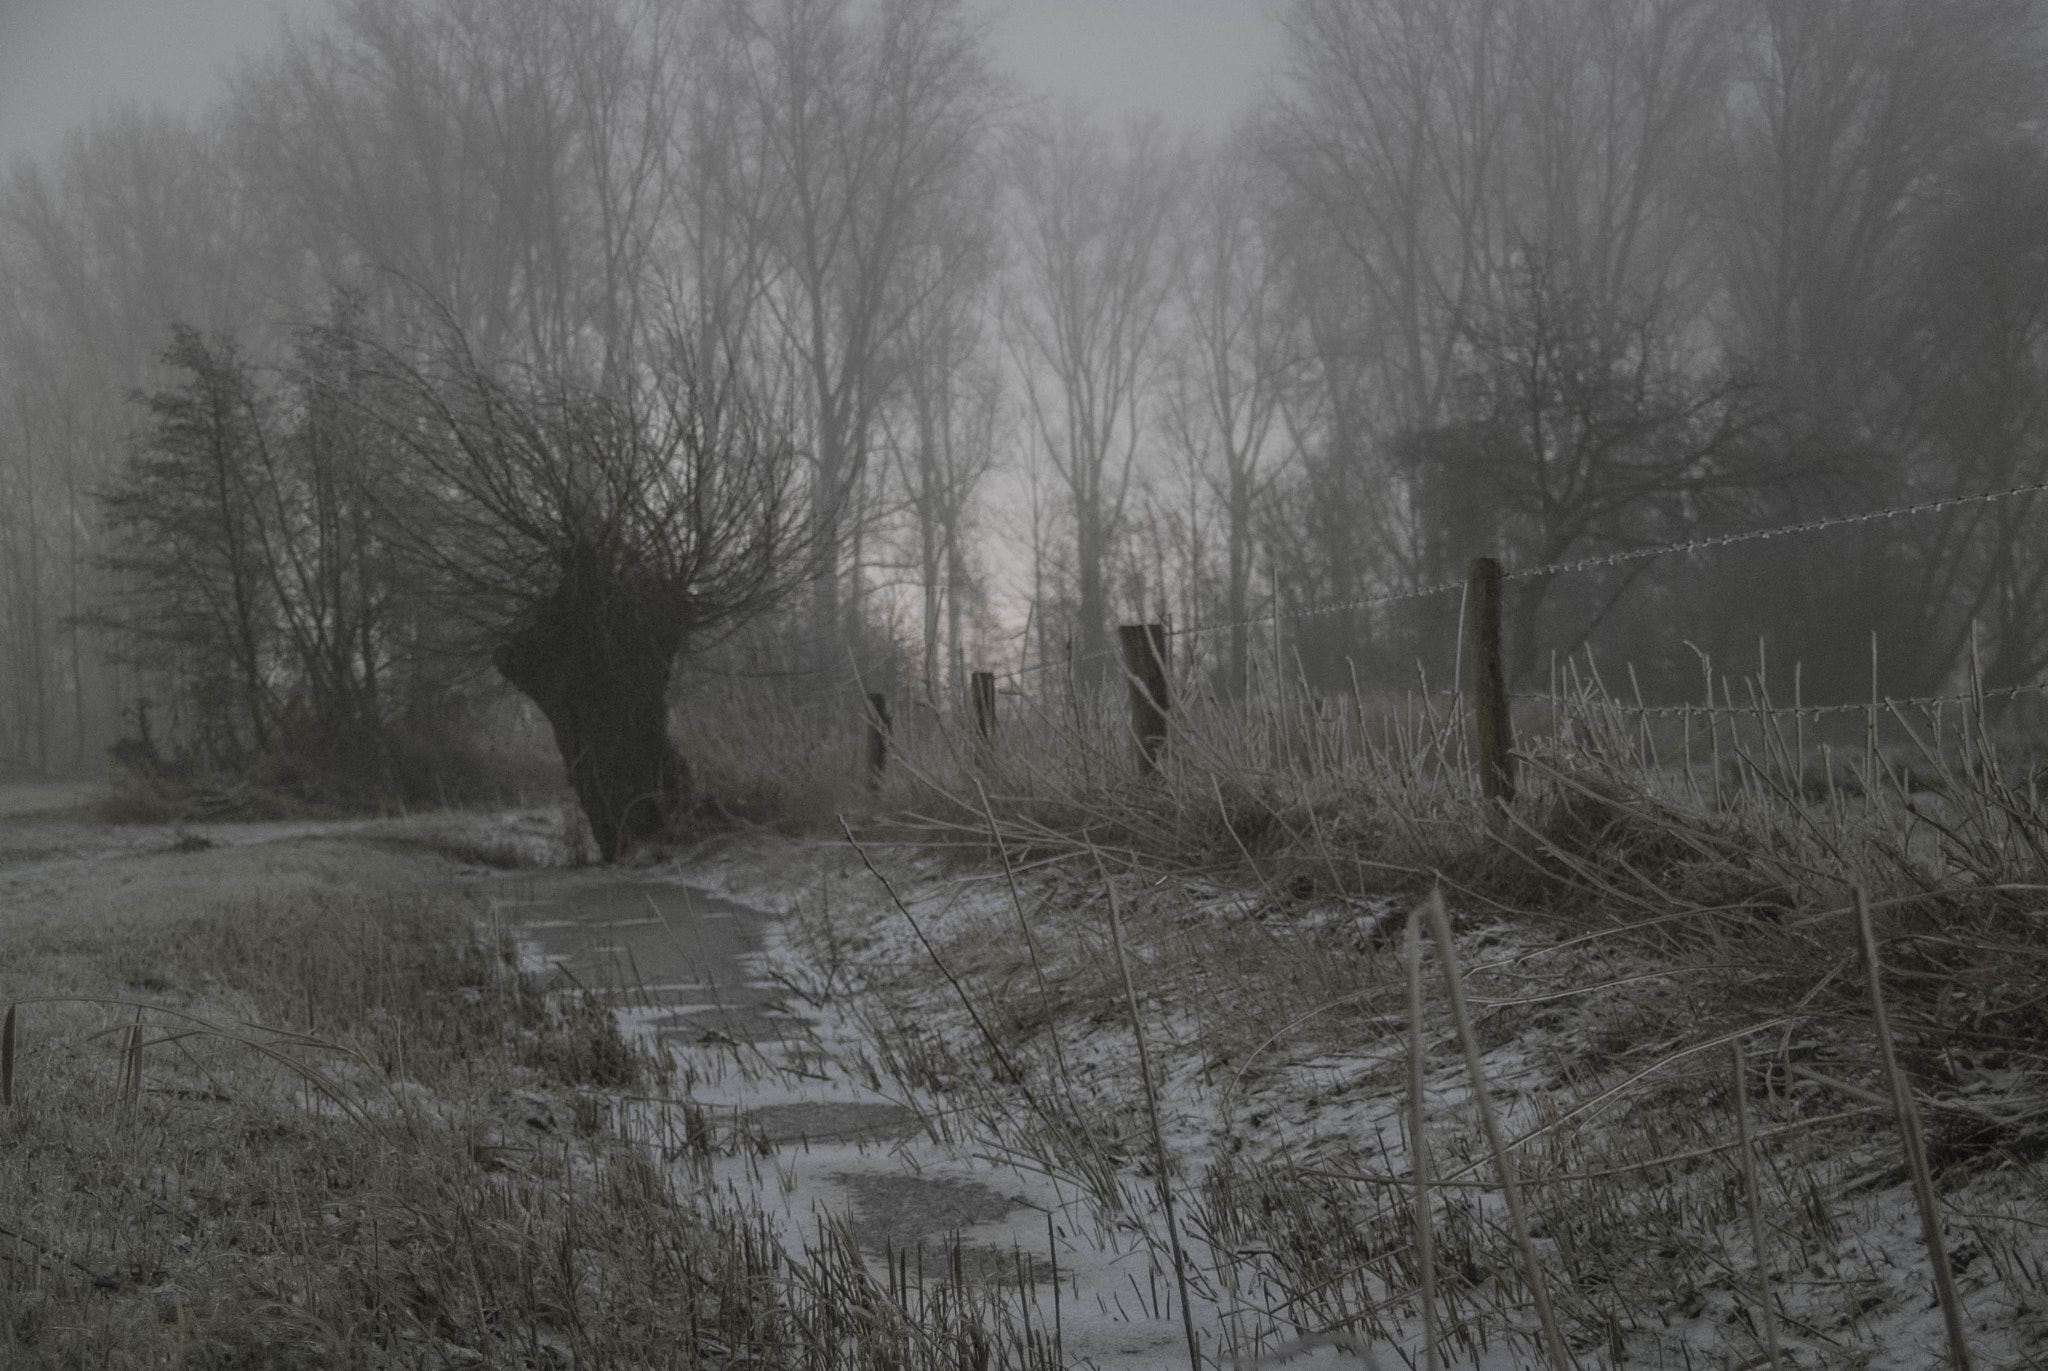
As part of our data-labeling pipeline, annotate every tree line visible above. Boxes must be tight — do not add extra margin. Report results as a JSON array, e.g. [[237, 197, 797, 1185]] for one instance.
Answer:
[[2, 0, 2046, 801]]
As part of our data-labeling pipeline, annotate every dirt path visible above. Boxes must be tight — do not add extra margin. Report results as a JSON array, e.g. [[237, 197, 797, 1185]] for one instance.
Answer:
[[0, 783, 401, 937]]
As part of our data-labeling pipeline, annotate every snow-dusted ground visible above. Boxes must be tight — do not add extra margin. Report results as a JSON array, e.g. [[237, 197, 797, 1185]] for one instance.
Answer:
[[627, 829, 2048, 1370], [29, 774, 2033, 1370]]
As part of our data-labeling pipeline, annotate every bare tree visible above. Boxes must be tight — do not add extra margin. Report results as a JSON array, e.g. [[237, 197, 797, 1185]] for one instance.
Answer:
[[0, 386, 53, 772], [1265, 0, 1729, 685], [0, 110, 257, 767], [1694, 0, 2048, 696], [1163, 142, 1300, 692], [704, 0, 998, 666], [1717, 0, 2042, 427], [1863, 140, 2048, 697], [230, 0, 683, 375], [1005, 114, 1180, 687], [360, 313, 816, 859], [1449, 252, 1762, 681], [891, 255, 1002, 704], [1271, 0, 1727, 413], [1267, 0, 1512, 435], [1502, 0, 1729, 323]]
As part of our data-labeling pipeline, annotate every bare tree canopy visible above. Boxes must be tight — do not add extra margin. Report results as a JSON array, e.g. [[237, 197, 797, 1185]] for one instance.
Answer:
[[1005, 114, 1180, 686], [10, 0, 2048, 789], [356, 307, 818, 856]]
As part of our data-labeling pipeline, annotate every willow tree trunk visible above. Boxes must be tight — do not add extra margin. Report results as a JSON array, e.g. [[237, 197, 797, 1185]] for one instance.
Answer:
[[495, 582, 689, 863]]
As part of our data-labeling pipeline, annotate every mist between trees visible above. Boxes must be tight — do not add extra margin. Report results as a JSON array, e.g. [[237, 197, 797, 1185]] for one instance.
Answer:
[[4, 0, 2048, 829]]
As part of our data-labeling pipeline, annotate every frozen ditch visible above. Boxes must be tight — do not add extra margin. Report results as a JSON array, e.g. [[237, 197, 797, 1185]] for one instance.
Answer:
[[488, 869, 1257, 1371]]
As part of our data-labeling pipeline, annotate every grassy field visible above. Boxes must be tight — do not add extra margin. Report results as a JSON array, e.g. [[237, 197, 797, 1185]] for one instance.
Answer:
[[0, 812, 1039, 1370], [0, 783, 103, 822]]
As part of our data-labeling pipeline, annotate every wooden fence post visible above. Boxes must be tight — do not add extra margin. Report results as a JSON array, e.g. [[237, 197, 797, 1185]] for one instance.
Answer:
[[865, 692, 891, 789], [1464, 558, 1517, 802], [970, 671, 997, 742], [1118, 624, 1171, 775]]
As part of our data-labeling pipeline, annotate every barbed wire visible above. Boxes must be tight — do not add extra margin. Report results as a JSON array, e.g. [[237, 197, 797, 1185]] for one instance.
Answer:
[[1502, 476, 2048, 585], [1169, 576, 1468, 644], [991, 576, 1466, 684], [670, 477, 2048, 696], [993, 644, 1123, 687], [1512, 680, 2048, 718], [1161, 477, 2048, 651]]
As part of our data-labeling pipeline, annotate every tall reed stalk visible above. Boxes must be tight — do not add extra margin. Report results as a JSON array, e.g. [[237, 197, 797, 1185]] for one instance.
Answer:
[[1406, 911, 1438, 1371], [1423, 888, 1575, 1370], [1101, 851, 1205, 1371], [1729, 1037, 1784, 1370], [1857, 886, 1973, 1371]]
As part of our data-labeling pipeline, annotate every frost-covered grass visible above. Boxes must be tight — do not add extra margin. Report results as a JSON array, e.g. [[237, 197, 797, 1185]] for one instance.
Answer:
[[749, 828, 2048, 1368], [679, 663, 2048, 1367], [21, 666, 2020, 1366], [0, 779, 103, 821], [0, 826, 1038, 1369]]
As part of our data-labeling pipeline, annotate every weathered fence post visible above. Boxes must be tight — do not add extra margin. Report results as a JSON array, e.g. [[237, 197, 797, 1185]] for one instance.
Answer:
[[865, 692, 891, 789], [1118, 624, 1172, 775], [1464, 558, 1517, 803], [970, 671, 997, 742]]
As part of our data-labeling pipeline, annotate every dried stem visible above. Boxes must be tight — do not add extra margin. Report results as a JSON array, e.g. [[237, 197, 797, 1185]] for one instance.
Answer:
[[1098, 850, 1204, 1371], [1729, 1037, 1784, 1370], [1406, 910, 1439, 1371], [1857, 886, 1973, 1371], [1424, 888, 1575, 1370]]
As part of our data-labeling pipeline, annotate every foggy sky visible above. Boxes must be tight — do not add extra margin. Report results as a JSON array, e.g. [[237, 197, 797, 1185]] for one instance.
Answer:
[[0, 0, 1285, 168]]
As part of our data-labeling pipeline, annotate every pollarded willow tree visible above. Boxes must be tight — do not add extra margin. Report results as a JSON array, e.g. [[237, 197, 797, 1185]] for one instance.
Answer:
[[363, 317, 818, 860]]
